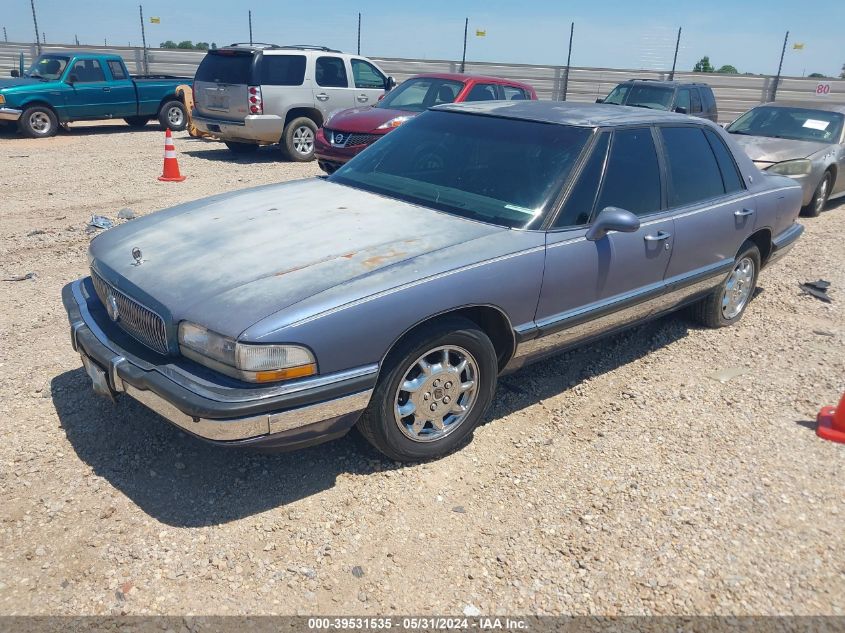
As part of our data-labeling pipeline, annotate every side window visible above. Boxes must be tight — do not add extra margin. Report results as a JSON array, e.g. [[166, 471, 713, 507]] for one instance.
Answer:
[[502, 85, 528, 101], [555, 133, 609, 228], [464, 83, 498, 102], [703, 89, 717, 112], [70, 59, 105, 82], [660, 126, 726, 206], [603, 84, 629, 105], [106, 60, 127, 80], [704, 128, 745, 193], [690, 89, 702, 114], [594, 128, 661, 216], [675, 89, 690, 113], [261, 54, 306, 86], [351, 59, 385, 89], [315, 56, 348, 88]]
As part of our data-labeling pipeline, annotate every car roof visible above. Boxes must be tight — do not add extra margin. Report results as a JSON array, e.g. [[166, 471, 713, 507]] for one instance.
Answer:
[[754, 100, 845, 115], [434, 100, 708, 127], [621, 79, 711, 88], [410, 72, 532, 87]]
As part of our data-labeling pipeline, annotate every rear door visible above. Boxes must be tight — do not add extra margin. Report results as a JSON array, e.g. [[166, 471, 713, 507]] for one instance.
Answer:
[[104, 59, 137, 118], [193, 49, 254, 122], [350, 58, 387, 107], [63, 58, 111, 119], [312, 56, 355, 118]]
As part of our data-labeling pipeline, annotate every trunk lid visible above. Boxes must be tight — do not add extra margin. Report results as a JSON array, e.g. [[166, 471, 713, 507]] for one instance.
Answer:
[[193, 49, 254, 121]]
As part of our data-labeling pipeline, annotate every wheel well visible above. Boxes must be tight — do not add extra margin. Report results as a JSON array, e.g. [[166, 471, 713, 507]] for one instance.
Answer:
[[383, 306, 516, 374], [747, 228, 773, 265], [21, 100, 57, 114], [825, 164, 837, 189], [284, 107, 323, 129], [157, 93, 182, 112]]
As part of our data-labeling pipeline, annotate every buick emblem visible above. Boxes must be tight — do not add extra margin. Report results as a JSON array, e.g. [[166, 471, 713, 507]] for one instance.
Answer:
[[106, 292, 120, 322], [132, 246, 143, 265]]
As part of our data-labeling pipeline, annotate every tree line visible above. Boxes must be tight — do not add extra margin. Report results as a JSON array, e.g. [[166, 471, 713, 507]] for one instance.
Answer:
[[159, 40, 216, 50], [694, 55, 844, 78]]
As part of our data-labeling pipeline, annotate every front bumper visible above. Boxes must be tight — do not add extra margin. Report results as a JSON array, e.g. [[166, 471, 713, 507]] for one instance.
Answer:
[[193, 112, 283, 144], [62, 278, 377, 449], [314, 128, 374, 166], [0, 107, 23, 122]]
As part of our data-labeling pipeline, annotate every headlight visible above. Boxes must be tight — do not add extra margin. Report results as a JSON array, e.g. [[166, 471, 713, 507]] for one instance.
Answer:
[[178, 322, 316, 383], [376, 115, 412, 130], [767, 159, 811, 176], [0, 93, 6, 106]]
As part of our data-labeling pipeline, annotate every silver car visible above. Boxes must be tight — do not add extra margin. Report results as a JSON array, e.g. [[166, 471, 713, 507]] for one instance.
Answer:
[[192, 44, 393, 161], [727, 102, 845, 217], [62, 102, 803, 462]]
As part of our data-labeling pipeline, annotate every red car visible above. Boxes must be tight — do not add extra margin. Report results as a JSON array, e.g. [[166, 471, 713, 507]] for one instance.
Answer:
[[315, 73, 537, 173]]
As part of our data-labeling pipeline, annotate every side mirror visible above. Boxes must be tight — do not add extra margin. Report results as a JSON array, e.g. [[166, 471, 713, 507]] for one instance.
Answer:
[[673, 106, 687, 114], [10, 69, 20, 77], [385, 76, 396, 91], [586, 206, 641, 241], [67, 74, 78, 85], [595, 98, 604, 103]]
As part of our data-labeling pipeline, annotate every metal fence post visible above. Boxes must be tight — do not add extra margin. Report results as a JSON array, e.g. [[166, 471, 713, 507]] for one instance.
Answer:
[[771, 30, 788, 102], [669, 27, 681, 81], [30, 0, 41, 54], [139, 5, 149, 74], [562, 21, 574, 101], [460, 18, 468, 73]]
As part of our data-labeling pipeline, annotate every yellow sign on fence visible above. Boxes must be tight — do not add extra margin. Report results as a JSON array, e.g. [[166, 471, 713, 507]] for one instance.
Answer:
[[475, 29, 486, 37], [793, 42, 804, 50], [150, 17, 161, 24]]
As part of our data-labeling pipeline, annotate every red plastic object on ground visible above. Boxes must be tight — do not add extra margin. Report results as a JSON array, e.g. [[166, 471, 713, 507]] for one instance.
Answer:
[[817, 391, 845, 444], [158, 128, 186, 182]]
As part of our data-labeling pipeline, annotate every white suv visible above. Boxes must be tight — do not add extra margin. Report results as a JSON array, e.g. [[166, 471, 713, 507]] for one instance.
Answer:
[[192, 44, 394, 161]]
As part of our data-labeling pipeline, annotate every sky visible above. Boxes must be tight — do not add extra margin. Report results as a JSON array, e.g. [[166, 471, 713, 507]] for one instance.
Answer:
[[3, 0, 843, 78]]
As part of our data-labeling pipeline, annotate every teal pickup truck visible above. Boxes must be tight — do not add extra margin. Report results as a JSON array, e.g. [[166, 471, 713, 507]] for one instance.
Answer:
[[0, 52, 192, 138]]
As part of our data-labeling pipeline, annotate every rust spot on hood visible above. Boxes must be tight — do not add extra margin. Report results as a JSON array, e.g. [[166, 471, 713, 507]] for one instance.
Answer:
[[362, 249, 406, 269], [274, 252, 356, 277]]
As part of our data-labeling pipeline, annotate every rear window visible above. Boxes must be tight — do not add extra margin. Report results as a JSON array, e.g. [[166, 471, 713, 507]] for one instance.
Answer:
[[260, 54, 306, 86], [196, 51, 254, 84]]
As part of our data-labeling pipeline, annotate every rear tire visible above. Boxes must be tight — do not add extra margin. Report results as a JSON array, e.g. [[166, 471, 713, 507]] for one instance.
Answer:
[[689, 241, 760, 328], [124, 116, 150, 128], [281, 117, 317, 162], [18, 105, 58, 138], [357, 317, 498, 462], [225, 141, 260, 155], [801, 171, 831, 218], [158, 100, 187, 132]]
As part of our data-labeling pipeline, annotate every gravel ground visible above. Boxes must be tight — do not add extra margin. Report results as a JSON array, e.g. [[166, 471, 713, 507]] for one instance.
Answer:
[[0, 121, 843, 616]]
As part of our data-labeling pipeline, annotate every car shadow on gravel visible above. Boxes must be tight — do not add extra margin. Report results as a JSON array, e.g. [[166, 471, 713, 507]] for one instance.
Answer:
[[181, 146, 291, 164], [51, 368, 396, 528]]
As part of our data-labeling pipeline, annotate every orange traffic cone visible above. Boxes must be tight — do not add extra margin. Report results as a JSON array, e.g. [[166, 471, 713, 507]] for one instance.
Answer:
[[158, 128, 186, 182], [817, 391, 845, 444]]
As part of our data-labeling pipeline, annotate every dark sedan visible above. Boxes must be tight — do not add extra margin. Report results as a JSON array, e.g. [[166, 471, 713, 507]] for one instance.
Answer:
[[64, 102, 803, 461]]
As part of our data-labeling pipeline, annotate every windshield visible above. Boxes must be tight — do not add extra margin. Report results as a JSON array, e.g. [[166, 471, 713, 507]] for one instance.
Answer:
[[622, 84, 674, 110], [330, 110, 591, 229], [603, 84, 630, 105], [377, 77, 465, 112], [727, 106, 844, 143], [25, 55, 69, 80]]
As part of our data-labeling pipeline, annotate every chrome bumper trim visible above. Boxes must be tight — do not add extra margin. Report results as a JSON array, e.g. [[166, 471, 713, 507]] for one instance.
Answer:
[[124, 384, 373, 441], [0, 107, 22, 122]]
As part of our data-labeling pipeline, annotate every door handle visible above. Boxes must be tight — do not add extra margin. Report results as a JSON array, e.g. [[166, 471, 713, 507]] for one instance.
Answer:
[[644, 231, 671, 242], [356, 94, 369, 102], [315, 93, 329, 101], [102, 87, 111, 92], [734, 208, 755, 217]]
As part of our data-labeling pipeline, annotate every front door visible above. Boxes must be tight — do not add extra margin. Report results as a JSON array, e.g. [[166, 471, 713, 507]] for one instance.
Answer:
[[62, 58, 111, 119], [528, 127, 674, 356], [350, 58, 386, 107], [312, 55, 355, 119]]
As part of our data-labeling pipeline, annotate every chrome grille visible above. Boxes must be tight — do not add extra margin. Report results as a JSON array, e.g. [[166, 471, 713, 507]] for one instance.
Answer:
[[91, 270, 169, 354], [325, 128, 379, 148]]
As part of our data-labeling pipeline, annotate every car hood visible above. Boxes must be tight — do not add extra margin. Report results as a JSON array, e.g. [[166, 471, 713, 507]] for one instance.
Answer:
[[90, 178, 502, 337], [326, 105, 418, 133], [0, 77, 51, 90], [730, 134, 831, 163]]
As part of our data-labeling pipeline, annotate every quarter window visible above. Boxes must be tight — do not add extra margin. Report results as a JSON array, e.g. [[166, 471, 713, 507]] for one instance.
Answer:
[[502, 85, 529, 101], [675, 89, 690, 113], [690, 89, 702, 113], [556, 133, 609, 228], [261, 54, 306, 86], [704, 129, 744, 193], [351, 59, 385, 89], [661, 126, 726, 206], [594, 128, 661, 217], [107, 60, 127, 80], [464, 83, 499, 102], [315, 56, 348, 88], [69, 59, 105, 82]]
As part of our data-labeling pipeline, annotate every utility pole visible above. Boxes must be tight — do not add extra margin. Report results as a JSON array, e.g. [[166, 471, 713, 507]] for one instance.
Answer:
[[3, 27, 7, 43], [248, 10, 253, 46], [139, 5, 149, 74], [41, 32, 46, 45], [75, 34, 79, 46], [669, 27, 682, 81], [357, 12, 361, 55], [30, 0, 41, 53], [460, 17, 468, 73], [562, 21, 574, 101], [771, 30, 789, 102]]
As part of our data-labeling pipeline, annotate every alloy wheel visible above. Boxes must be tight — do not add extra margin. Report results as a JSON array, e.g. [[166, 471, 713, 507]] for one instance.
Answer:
[[721, 257, 755, 319]]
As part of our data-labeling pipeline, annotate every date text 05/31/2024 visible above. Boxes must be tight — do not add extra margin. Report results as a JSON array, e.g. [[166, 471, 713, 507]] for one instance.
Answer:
[[307, 617, 529, 630]]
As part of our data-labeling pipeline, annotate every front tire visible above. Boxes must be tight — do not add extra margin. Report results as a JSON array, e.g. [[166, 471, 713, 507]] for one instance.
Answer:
[[19, 105, 58, 138], [358, 317, 498, 462], [281, 117, 317, 162], [225, 141, 260, 155], [801, 172, 831, 218], [158, 100, 187, 132], [690, 241, 761, 328]]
